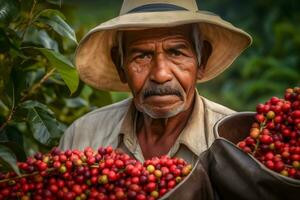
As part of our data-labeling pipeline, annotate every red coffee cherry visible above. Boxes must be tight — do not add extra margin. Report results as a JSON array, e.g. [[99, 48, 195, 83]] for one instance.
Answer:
[[237, 86, 300, 180], [1, 146, 192, 199]]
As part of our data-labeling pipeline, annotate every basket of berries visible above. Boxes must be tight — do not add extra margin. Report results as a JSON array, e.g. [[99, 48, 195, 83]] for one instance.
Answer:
[[199, 87, 300, 200], [0, 146, 197, 200]]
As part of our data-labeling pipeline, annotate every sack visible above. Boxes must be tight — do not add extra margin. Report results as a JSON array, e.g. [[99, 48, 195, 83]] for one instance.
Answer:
[[162, 112, 300, 200], [200, 112, 300, 200], [160, 157, 214, 200], [200, 138, 300, 200]]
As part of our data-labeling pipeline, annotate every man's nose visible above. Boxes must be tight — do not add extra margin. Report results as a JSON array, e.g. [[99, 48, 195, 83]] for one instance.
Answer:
[[149, 53, 173, 84]]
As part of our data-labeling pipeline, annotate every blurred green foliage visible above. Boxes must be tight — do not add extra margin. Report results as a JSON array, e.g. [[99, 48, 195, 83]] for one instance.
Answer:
[[0, 0, 299, 173], [198, 0, 300, 110]]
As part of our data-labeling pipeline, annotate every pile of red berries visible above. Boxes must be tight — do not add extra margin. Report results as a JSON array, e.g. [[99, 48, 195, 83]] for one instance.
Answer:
[[0, 146, 192, 200], [237, 87, 300, 179]]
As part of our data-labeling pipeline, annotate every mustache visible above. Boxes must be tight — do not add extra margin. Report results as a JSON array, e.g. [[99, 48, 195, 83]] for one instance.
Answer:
[[142, 85, 183, 100]]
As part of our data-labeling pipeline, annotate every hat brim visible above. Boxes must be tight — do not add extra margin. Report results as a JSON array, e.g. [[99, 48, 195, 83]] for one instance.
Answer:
[[75, 10, 252, 91]]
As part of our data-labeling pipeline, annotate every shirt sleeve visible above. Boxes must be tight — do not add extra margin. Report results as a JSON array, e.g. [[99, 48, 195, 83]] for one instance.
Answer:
[[58, 123, 75, 150]]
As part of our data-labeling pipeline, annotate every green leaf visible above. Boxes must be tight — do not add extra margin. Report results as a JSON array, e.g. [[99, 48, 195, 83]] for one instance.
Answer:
[[20, 100, 53, 114], [0, 99, 9, 116], [21, 100, 63, 146], [90, 90, 113, 108], [0, 76, 14, 113], [36, 48, 79, 94], [110, 92, 129, 103], [0, 144, 20, 175], [0, 64, 12, 104], [23, 27, 59, 51], [0, 0, 20, 26], [35, 9, 77, 44], [0, 28, 10, 53], [46, 0, 62, 6], [64, 97, 88, 108], [0, 141, 26, 162], [12, 68, 44, 103]]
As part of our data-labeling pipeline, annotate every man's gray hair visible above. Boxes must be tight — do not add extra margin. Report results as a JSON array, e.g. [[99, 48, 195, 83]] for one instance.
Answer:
[[118, 32, 124, 67], [117, 24, 203, 68], [192, 24, 202, 67]]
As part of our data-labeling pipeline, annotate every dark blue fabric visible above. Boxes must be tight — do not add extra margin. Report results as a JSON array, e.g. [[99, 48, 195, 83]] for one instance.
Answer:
[[127, 3, 188, 13]]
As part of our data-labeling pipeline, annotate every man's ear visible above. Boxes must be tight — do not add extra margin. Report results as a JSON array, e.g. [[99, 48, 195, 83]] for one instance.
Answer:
[[111, 46, 127, 83], [197, 40, 212, 80]]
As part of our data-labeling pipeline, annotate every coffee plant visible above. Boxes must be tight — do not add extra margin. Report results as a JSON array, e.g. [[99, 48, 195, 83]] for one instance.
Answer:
[[0, 0, 82, 175]]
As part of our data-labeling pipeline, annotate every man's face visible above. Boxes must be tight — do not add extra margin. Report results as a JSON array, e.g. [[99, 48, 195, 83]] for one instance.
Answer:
[[122, 25, 199, 119]]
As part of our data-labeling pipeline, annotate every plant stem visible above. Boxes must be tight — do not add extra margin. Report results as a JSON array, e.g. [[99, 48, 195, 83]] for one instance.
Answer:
[[0, 82, 15, 132], [20, 68, 56, 102], [252, 121, 267, 155], [0, 163, 100, 184], [252, 140, 260, 156], [0, 172, 38, 183], [0, 68, 56, 132], [21, 0, 37, 40], [0, 168, 55, 184]]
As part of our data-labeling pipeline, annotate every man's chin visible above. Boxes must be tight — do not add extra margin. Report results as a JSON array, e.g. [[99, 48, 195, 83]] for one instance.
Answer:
[[139, 103, 185, 119]]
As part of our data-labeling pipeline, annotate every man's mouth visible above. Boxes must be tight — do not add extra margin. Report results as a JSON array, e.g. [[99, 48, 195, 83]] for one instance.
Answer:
[[143, 94, 182, 107]]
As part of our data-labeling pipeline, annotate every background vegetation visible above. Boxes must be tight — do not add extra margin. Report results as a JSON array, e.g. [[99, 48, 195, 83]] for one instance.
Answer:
[[0, 0, 299, 173]]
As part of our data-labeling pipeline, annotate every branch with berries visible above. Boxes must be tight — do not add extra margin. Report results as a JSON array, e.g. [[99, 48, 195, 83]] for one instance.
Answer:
[[0, 146, 192, 200], [237, 87, 300, 179]]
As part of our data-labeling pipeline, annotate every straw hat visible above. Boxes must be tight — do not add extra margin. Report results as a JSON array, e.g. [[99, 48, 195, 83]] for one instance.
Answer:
[[75, 0, 252, 91]]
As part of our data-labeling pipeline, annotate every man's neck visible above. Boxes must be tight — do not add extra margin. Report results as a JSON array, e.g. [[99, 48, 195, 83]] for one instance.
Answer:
[[136, 96, 195, 160]]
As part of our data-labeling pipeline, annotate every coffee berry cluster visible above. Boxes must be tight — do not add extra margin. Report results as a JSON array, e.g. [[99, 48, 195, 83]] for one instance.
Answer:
[[0, 146, 192, 200], [237, 87, 300, 179]]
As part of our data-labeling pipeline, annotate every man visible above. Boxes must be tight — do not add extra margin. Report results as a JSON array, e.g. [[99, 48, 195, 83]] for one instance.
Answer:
[[59, 0, 252, 165]]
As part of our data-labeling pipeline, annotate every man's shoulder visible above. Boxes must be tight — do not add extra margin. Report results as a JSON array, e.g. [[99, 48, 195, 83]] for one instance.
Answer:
[[200, 96, 235, 116], [59, 98, 132, 150], [76, 98, 132, 123]]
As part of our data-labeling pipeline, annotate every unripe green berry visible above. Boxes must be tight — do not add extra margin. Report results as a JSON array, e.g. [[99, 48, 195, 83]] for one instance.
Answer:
[[147, 165, 155, 173], [98, 175, 108, 184], [151, 190, 159, 198], [59, 165, 67, 173]]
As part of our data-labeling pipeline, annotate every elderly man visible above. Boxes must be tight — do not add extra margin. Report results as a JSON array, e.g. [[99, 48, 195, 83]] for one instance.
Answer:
[[59, 0, 252, 165]]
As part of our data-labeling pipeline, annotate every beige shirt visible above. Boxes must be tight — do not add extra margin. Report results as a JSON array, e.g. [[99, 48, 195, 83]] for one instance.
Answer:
[[59, 93, 235, 165]]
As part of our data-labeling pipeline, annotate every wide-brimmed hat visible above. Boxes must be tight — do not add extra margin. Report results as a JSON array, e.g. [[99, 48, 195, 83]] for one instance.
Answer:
[[75, 0, 252, 91]]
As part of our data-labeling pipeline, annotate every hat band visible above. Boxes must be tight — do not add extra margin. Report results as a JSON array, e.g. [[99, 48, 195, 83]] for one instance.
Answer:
[[127, 3, 188, 14]]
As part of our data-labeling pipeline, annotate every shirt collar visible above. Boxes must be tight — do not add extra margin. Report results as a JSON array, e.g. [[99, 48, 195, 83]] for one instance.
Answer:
[[119, 102, 137, 153], [118, 89, 207, 157], [175, 90, 207, 156]]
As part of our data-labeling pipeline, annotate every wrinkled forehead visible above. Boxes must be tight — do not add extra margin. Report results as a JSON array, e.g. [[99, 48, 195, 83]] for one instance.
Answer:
[[123, 24, 194, 47]]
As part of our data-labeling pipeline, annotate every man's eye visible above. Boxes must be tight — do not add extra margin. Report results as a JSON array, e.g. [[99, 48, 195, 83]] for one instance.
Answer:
[[136, 53, 151, 60], [169, 49, 182, 56]]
